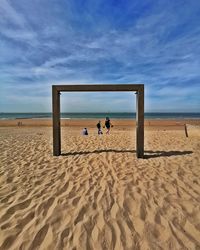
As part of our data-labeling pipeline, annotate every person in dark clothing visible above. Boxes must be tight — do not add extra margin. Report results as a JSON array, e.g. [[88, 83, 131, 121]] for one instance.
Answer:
[[105, 117, 112, 134], [97, 121, 103, 135]]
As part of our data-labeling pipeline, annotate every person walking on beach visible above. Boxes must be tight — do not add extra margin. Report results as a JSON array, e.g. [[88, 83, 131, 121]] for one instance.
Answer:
[[96, 121, 103, 135], [82, 128, 88, 135], [104, 117, 112, 134]]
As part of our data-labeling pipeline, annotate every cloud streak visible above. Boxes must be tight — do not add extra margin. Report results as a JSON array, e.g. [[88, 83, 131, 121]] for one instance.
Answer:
[[0, 0, 200, 112]]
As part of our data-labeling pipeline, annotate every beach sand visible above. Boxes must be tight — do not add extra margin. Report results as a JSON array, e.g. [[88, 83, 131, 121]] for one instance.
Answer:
[[0, 120, 200, 249]]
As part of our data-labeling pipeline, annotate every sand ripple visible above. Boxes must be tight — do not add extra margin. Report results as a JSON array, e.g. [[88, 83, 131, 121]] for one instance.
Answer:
[[0, 127, 200, 249]]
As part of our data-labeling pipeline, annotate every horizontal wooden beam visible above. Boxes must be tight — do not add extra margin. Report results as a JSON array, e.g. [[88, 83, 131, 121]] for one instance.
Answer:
[[53, 84, 144, 92]]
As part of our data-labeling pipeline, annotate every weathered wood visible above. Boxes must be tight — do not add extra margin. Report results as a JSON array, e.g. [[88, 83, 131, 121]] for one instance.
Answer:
[[136, 86, 144, 158], [52, 84, 144, 158], [54, 84, 144, 92], [184, 124, 188, 137], [52, 86, 61, 156]]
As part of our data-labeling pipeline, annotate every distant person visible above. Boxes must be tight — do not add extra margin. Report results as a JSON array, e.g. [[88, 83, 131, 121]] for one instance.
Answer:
[[96, 121, 103, 135], [104, 117, 113, 134], [82, 128, 88, 135]]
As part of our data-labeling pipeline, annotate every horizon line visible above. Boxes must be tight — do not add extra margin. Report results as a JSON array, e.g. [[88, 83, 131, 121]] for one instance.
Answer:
[[1, 111, 200, 114]]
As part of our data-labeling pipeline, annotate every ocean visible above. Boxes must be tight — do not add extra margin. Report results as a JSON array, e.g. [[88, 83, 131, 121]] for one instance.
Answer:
[[0, 112, 200, 120]]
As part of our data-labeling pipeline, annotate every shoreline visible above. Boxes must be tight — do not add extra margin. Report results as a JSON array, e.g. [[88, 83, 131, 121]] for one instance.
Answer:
[[0, 118, 199, 128]]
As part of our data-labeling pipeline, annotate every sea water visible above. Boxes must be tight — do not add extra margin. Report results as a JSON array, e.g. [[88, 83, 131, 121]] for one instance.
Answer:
[[0, 112, 200, 120]]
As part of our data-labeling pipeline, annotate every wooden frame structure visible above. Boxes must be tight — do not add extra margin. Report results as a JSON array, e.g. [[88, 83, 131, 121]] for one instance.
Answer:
[[52, 84, 144, 158]]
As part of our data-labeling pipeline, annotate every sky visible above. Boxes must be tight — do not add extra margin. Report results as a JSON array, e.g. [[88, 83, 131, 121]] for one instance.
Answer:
[[0, 0, 200, 112]]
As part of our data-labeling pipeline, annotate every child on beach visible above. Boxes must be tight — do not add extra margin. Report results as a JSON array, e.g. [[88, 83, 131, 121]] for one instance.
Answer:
[[82, 128, 88, 135], [96, 121, 103, 135]]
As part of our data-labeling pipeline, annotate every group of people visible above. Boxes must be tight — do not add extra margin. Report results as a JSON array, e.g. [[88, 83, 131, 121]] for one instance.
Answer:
[[82, 117, 113, 136], [17, 121, 23, 126]]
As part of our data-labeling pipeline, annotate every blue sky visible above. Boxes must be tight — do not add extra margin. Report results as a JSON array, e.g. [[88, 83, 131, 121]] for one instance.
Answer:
[[0, 0, 200, 112]]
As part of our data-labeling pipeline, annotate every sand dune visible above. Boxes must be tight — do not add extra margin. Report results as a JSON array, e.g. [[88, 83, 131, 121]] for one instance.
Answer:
[[0, 125, 200, 249]]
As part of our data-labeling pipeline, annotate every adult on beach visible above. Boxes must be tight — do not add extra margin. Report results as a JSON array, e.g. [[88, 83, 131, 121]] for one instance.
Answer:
[[104, 117, 112, 134]]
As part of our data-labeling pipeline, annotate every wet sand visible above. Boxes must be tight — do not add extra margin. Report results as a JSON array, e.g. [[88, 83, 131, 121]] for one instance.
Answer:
[[0, 118, 200, 128]]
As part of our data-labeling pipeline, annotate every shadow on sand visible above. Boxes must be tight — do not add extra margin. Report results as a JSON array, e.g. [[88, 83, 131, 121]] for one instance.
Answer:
[[61, 149, 193, 158], [143, 150, 193, 159]]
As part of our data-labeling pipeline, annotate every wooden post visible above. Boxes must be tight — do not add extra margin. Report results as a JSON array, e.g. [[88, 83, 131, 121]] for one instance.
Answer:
[[52, 86, 61, 156], [136, 86, 144, 158], [184, 124, 188, 137]]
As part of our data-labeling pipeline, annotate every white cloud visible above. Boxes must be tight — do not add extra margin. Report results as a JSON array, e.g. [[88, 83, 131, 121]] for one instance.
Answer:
[[0, 0, 38, 45], [0, 0, 26, 27]]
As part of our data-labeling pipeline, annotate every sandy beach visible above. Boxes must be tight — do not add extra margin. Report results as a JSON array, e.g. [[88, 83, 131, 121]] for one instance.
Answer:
[[0, 119, 200, 249]]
